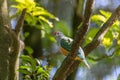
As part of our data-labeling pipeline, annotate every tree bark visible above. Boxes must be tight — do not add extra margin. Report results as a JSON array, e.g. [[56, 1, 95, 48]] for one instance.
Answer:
[[0, 0, 11, 80], [0, 0, 26, 80]]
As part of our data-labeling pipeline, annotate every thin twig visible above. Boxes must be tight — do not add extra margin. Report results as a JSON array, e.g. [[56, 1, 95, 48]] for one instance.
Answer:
[[87, 54, 114, 61], [87, 45, 119, 61], [87, 56, 108, 61], [15, 8, 26, 36]]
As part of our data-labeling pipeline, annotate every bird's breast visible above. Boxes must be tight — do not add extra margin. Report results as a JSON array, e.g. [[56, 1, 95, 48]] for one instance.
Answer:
[[59, 46, 69, 56]]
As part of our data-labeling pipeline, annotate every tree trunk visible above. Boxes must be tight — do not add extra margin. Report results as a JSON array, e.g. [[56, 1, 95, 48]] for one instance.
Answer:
[[0, 0, 11, 80], [0, 0, 21, 80]]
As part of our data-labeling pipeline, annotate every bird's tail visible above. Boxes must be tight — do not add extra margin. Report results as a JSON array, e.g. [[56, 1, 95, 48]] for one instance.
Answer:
[[82, 59, 90, 69], [75, 57, 90, 69]]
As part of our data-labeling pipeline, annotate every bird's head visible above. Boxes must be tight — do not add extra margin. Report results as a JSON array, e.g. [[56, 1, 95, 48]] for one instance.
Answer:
[[54, 31, 64, 39]]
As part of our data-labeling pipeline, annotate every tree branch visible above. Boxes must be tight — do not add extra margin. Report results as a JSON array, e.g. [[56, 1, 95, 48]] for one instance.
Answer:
[[87, 54, 114, 61], [66, 5, 120, 76], [53, 0, 94, 80], [71, 0, 94, 56], [4, 8, 26, 80], [15, 8, 26, 36], [87, 43, 119, 61], [84, 5, 120, 56]]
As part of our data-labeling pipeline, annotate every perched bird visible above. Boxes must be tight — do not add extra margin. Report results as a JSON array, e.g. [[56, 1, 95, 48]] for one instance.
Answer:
[[54, 31, 90, 69]]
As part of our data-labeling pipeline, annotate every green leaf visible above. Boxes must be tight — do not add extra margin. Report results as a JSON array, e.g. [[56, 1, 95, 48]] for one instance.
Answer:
[[111, 20, 120, 31], [12, 0, 58, 34], [37, 67, 44, 74], [20, 55, 37, 72], [25, 14, 38, 25], [102, 30, 113, 48], [20, 55, 36, 66], [19, 65, 31, 70], [25, 46, 33, 55], [39, 16, 53, 28], [24, 32, 30, 38], [85, 28, 99, 45], [99, 10, 111, 18], [36, 67, 49, 79], [19, 68, 31, 75], [13, 0, 35, 11], [91, 14, 106, 25], [32, 10, 56, 19], [102, 37, 112, 47]]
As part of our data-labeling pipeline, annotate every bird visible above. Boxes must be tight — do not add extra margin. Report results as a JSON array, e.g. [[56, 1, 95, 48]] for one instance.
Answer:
[[54, 31, 90, 69]]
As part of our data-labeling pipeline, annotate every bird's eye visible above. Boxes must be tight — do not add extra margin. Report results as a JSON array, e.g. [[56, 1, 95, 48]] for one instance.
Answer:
[[54, 31, 59, 36]]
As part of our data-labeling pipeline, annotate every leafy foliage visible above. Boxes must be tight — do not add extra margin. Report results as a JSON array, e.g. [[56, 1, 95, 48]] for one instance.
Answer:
[[11, 0, 58, 27], [90, 10, 120, 48], [19, 55, 50, 80], [11, 0, 63, 48], [83, 10, 120, 65], [11, 0, 58, 79]]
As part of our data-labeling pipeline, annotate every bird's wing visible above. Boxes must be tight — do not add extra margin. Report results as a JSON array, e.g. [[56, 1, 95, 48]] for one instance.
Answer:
[[78, 47, 85, 60], [60, 38, 73, 52]]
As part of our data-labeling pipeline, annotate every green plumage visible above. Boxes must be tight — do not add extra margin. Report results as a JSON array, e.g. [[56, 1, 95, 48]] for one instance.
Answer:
[[60, 38, 84, 60], [60, 38, 72, 52], [54, 31, 90, 69]]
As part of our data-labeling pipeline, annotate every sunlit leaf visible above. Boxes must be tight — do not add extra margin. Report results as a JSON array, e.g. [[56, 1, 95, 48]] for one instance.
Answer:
[[102, 30, 113, 48], [41, 30, 45, 38], [112, 31, 119, 39], [33, 7, 45, 11], [102, 38, 112, 47], [15, 0, 25, 4], [37, 67, 49, 79], [39, 16, 53, 27], [19, 66, 32, 71], [32, 10, 56, 19], [37, 67, 44, 74], [13, 0, 35, 10], [99, 10, 111, 18], [85, 28, 99, 45], [117, 40, 120, 45], [20, 66, 31, 69], [111, 20, 120, 33], [12, 0, 58, 36], [91, 14, 106, 23]]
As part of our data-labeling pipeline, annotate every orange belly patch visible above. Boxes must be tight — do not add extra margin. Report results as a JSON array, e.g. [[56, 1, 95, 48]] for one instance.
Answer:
[[59, 46, 82, 62], [59, 46, 69, 56]]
